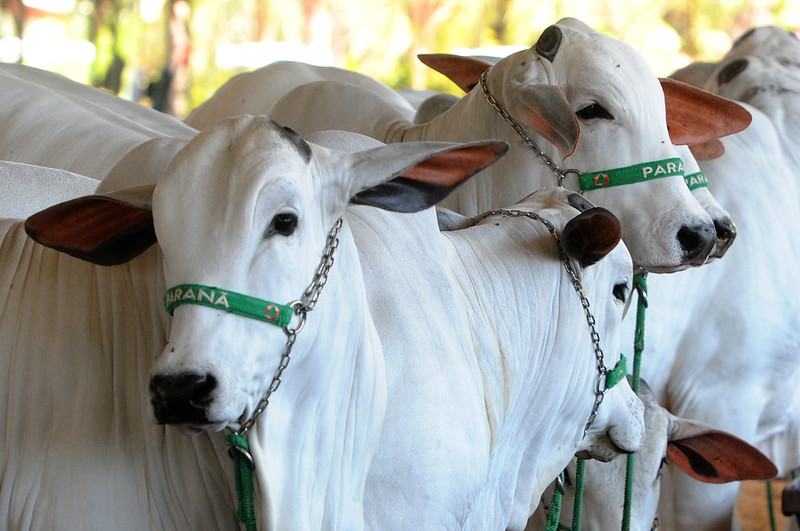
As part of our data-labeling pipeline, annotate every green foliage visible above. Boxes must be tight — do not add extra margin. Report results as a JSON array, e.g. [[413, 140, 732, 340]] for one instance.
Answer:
[[4, 0, 798, 117]]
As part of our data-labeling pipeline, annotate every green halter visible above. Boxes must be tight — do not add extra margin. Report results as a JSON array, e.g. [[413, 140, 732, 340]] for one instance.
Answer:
[[579, 158, 685, 191], [164, 283, 294, 327], [684, 171, 709, 191]]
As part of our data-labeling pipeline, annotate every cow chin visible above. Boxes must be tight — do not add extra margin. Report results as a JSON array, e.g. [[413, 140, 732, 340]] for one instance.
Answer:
[[172, 420, 229, 436], [575, 433, 633, 463]]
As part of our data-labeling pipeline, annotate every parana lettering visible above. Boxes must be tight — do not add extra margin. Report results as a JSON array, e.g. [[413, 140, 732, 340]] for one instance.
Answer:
[[166, 287, 230, 308], [642, 160, 684, 179]]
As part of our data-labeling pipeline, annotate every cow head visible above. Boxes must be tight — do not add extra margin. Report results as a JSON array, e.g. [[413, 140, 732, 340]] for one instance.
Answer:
[[551, 377, 776, 531], [417, 18, 758, 272], [25, 116, 508, 434]]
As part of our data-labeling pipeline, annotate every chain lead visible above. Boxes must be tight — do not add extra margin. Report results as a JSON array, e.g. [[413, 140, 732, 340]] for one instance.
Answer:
[[234, 217, 343, 436], [474, 208, 611, 437], [480, 71, 581, 189]]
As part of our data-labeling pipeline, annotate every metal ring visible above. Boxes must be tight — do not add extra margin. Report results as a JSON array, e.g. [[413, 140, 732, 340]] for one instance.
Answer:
[[284, 300, 308, 335], [228, 444, 255, 471], [558, 168, 582, 191]]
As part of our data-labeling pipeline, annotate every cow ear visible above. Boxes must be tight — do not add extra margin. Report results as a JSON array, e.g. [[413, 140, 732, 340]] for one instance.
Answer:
[[25, 185, 156, 266], [508, 84, 580, 159], [666, 418, 778, 484], [350, 140, 509, 213], [417, 53, 495, 93], [560, 207, 621, 267], [689, 139, 726, 160], [661, 78, 752, 145]]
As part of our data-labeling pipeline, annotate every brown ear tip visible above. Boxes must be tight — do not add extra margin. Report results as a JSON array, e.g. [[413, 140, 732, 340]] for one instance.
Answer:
[[561, 207, 621, 268]]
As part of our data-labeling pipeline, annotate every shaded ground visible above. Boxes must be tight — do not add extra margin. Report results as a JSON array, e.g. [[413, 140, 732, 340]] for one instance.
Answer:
[[738, 479, 791, 531]]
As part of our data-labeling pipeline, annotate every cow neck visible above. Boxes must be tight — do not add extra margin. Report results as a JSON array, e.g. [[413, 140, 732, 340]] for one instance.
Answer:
[[478, 71, 686, 193], [472, 207, 626, 437]]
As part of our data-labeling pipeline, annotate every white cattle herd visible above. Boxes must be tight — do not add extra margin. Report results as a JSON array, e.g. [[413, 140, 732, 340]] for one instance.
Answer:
[[0, 15, 796, 531]]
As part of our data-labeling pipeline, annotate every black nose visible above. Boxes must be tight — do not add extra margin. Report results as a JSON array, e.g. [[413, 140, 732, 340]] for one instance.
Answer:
[[149, 372, 217, 425], [711, 218, 737, 258], [677, 223, 715, 262]]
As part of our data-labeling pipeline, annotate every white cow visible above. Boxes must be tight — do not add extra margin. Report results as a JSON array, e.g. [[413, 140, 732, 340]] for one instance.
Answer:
[[527, 378, 777, 531], [188, 18, 731, 272], [0, 63, 196, 184], [0, 161, 97, 219], [705, 48, 800, 171], [397, 61, 742, 260], [184, 60, 417, 130], [1, 116, 508, 529], [310, 129, 646, 530], [619, 103, 800, 529]]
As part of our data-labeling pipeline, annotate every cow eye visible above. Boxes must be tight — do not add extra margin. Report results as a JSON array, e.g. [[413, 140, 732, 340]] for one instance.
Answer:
[[265, 212, 298, 237], [657, 457, 667, 478], [576, 103, 614, 120], [613, 282, 629, 303]]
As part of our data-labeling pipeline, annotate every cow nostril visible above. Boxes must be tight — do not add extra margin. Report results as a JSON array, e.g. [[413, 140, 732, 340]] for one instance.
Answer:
[[149, 372, 217, 424], [677, 223, 715, 261], [714, 218, 737, 245]]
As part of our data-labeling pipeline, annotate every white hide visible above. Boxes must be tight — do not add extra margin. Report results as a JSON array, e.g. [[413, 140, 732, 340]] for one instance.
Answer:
[[706, 52, 800, 172], [189, 18, 715, 272], [309, 128, 645, 530], [0, 161, 97, 219], [0, 63, 196, 183], [347, 190, 644, 530], [184, 60, 417, 130], [619, 104, 800, 530], [526, 378, 775, 531], [2, 118, 508, 529]]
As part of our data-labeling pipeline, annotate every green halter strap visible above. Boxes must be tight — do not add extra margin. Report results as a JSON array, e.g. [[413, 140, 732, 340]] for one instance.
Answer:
[[579, 158, 685, 191], [684, 171, 710, 191], [164, 283, 294, 327]]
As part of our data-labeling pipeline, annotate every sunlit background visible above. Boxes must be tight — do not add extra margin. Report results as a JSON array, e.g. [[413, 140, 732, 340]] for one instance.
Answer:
[[1, 0, 798, 118]]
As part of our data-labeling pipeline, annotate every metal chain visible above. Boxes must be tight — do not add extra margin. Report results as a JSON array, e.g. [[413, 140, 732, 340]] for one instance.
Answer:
[[235, 217, 344, 436], [479, 71, 581, 188], [474, 208, 610, 437]]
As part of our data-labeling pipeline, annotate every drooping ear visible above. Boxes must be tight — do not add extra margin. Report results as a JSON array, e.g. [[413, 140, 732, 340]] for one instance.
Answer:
[[417, 53, 496, 93], [560, 207, 621, 267], [666, 417, 778, 484], [24, 185, 157, 266], [689, 139, 726, 160], [350, 140, 509, 212], [661, 78, 752, 145], [507, 83, 580, 159]]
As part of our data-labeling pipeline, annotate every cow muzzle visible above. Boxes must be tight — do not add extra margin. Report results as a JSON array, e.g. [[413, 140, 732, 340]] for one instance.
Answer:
[[149, 371, 218, 426], [677, 221, 715, 265]]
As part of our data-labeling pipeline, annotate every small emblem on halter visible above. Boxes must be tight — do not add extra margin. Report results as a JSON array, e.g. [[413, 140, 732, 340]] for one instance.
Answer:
[[593, 173, 610, 187], [264, 304, 281, 321]]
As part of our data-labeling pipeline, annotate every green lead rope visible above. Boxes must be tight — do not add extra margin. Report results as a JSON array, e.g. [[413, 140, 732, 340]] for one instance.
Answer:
[[623, 271, 648, 531], [226, 433, 258, 531], [545, 473, 565, 531], [572, 458, 586, 531]]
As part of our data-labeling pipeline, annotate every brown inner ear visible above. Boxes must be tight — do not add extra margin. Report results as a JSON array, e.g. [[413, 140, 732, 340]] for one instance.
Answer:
[[401, 142, 509, 186], [560, 207, 621, 267], [667, 431, 778, 484], [417, 53, 494, 93], [661, 78, 752, 145], [25, 196, 156, 266]]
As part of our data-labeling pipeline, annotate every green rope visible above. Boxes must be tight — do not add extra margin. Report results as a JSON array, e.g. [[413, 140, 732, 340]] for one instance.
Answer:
[[572, 458, 586, 531], [767, 480, 776, 531], [226, 433, 258, 531], [622, 271, 648, 531], [545, 473, 565, 531]]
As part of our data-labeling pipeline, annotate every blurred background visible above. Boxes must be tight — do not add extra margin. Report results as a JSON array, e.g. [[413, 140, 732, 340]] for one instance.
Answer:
[[0, 0, 798, 118]]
